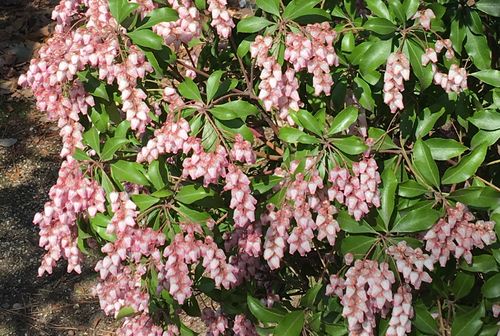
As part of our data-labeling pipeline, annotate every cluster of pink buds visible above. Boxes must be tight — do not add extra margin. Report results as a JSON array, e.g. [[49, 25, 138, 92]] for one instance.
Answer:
[[263, 205, 293, 270], [386, 286, 414, 336], [33, 157, 106, 276], [182, 143, 229, 186], [326, 274, 345, 297], [250, 35, 302, 124], [412, 8, 436, 30], [163, 87, 185, 112], [224, 164, 257, 227], [233, 314, 258, 336], [202, 308, 228, 336], [328, 157, 381, 221], [157, 223, 236, 304], [285, 23, 339, 96], [387, 241, 434, 289], [153, 0, 201, 49], [424, 202, 496, 266], [230, 134, 256, 163], [207, 0, 234, 39], [137, 118, 190, 163], [341, 260, 395, 335], [383, 52, 410, 113], [116, 313, 167, 336]]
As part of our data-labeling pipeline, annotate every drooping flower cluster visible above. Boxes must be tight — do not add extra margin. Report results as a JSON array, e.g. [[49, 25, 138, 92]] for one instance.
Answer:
[[230, 134, 256, 163], [233, 314, 258, 336], [224, 164, 257, 228], [116, 313, 169, 336], [424, 202, 496, 266], [207, 0, 234, 39], [383, 52, 410, 113], [285, 22, 339, 96], [156, 223, 237, 304], [328, 157, 381, 221], [33, 157, 106, 276], [182, 143, 229, 186], [386, 286, 414, 336], [202, 308, 229, 336], [412, 9, 435, 30], [339, 260, 396, 336], [387, 241, 434, 289]]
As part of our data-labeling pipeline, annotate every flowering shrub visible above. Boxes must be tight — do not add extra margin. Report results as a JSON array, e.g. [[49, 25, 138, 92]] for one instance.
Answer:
[[19, 0, 500, 335]]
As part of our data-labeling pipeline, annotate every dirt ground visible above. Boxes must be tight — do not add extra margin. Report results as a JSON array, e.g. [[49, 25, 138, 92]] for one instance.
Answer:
[[0, 1, 118, 335]]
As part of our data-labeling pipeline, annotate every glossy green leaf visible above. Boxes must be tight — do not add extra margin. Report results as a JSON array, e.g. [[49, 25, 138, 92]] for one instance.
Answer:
[[402, 0, 419, 19], [274, 311, 304, 336], [256, 0, 280, 16], [237, 16, 274, 33], [279, 127, 320, 144], [73, 148, 91, 161], [413, 139, 440, 188], [379, 163, 397, 226], [209, 100, 258, 121], [368, 127, 398, 150], [329, 106, 358, 135], [460, 255, 499, 273], [296, 110, 323, 136], [424, 138, 467, 161], [471, 70, 500, 87], [354, 77, 375, 111], [451, 303, 485, 336], [414, 303, 439, 335], [333, 136, 368, 155], [109, 0, 139, 23], [449, 186, 500, 209], [111, 160, 150, 186], [147, 160, 167, 190], [360, 39, 392, 74], [363, 18, 396, 35], [178, 78, 202, 101], [340, 235, 378, 257], [128, 29, 163, 50], [83, 128, 100, 155], [252, 175, 283, 194], [138, 7, 179, 29], [100, 138, 129, 161], [391, 204, 440, 232], [283, 0, 322, 20], [300, 283, 322, 307], [388, 0, 406, 22], [450, 19, 466, 53], [398, 180, 428, 198], [365, 0, 391, 20], [415, 105, 446, 139], [116, 306, 135, 320], [475, 0, 500, 17], [452, 271, 475, 299], [247, 295, 285, 323], [469, 109, 500, 131], [465, 28, 491, 70], [131, 194, 160, 211], [175, 184, 215, 204], [337, 210, 377, 234], [206, 70, 223, 103], [482, 273, 500, 298], [405, 39, 433, 90], [341, 32, 355, 52], [471, 129, 500, 148], [442, 143, 488, 184]]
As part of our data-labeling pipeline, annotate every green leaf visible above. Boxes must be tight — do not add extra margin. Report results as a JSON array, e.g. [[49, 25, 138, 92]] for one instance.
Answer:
[[175, 184, 215, 204], [300, 283, 322, 308], [460, 255, 499, 273], [450, 19, 466, 54], [279, 127, 320, 144], [90, 108, 109, 132], [469, 109, 500, 131], [368, 127, 398, 150], [295, 110, 322, 136], [209, 100, 258, 121], [340, 235, 378, 257], [354, 77, 375, 111], [405, 38, 433, 90], [360, 39, 392, 74], [471, 129, 500, 148], [131, 194, 160, 211], [452, 271, 475, 300], [341, 32, 355, 52], [138, 7, 179, 29], [365, 0, 392, 20], [115, 120, 130, 139], [391, 204, 440, 232], [350, 42, 373, 65], [252, 175, 283, 194], [413, 139, 440, 188], [256, 0, 280, 16], [414, 303, 439, 335], [247, 295, 285, 323], [379, 164, 397, 226], [116, 306, 135, 320], [178, 78, 202, 101], [402, 0, 419, 19], [451, 303, 485, 336], [471, 70, 500, 87], [128, 29, 163, 50], [109, 0, 139, 23], [482, 273, 500, 298], [415, 105, 446, 139], [449, 187, 500, 209], [388, 0, 406, 22], [363, 18, 396, 35], [332, 136, 368, 155], [111, 160, 150, 186], [206, 70, 224, 103], [176, 204, 211, 223], [324, 324, 348, 336], [100, 138, 129, 161], [237, 16, 274, 33], [337, 210, 377, 234], [147, 160, 167, 190], [424, 138, 467, 161], [329, 106, 358, 135], [274, 311, 304, 336], [442, 143, 488, 184], [283, 0, 322, 20], [398, 180, 428, 198], [476, 0, 500, 17], [73, 148, 91, 161], [83, 128, 100, 155], [465, 28, 491, 70]]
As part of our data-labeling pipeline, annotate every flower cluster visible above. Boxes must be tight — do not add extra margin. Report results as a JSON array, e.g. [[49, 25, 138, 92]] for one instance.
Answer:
[[116, 313, 168, 336], [224, 164, 257, 228], [33, 157, 106, 276], [202, 308, 228, 336], [387, 241, 434, 289], [207, 0, 234, 39], [424, 202, 496, 266], [232, 314, 258, 336], [386, 286, 414, 336], [383, 52, 410, 114], [328, 157, 381, 221], [412, 9, 435, 30]]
